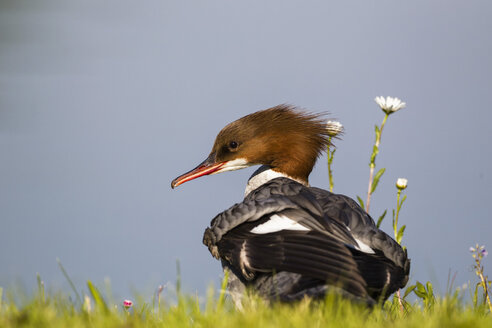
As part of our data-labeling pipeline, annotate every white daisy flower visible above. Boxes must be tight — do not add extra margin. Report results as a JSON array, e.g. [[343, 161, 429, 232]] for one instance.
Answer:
[[375, 96, 406, 115], [327, 120, 343, 136]]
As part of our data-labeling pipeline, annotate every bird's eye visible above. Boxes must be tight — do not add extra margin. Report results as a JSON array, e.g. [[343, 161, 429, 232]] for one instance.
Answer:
[[229, 141, 238, 149]]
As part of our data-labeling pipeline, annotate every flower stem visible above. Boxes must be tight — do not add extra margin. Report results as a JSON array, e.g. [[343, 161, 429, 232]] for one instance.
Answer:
[[397, 289, 404, 313], [476, 257, 492, 312], [327, 137, 335, 192], [366, 167, 374, 211], [366, 113, 388, 212], [394, 189, 402, 241]]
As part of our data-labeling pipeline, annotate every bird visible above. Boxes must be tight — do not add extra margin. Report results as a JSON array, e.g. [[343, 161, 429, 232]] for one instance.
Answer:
[[171, 104, 410, 306]]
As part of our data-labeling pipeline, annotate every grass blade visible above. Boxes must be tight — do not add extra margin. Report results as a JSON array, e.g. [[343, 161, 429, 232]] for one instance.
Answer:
[[356, 196, 365, 210], [217, 269, 229, 311], [87, 280, 108, 313], [57, 258, 82, 305], [36, 273, 45, 304], [176, 259, 181, 298], [376, 210, 387, 228]]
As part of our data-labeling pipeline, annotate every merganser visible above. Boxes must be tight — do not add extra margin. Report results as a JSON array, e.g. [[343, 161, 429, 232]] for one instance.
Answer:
[[171, 105, 410, 305]]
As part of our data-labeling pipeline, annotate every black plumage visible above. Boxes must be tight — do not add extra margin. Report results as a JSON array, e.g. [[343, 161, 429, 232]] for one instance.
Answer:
[[203, 177, 410, 304]]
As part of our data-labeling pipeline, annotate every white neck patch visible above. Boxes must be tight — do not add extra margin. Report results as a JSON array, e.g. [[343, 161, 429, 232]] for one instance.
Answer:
[[244, 165, 308, 197]]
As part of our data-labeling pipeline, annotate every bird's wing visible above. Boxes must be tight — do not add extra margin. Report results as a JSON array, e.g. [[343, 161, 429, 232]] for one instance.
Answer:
[[217, 226, 369, 299]]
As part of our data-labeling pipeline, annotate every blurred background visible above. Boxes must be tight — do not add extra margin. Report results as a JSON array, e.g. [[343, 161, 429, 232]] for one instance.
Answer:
[[1, 0, 491, 300]]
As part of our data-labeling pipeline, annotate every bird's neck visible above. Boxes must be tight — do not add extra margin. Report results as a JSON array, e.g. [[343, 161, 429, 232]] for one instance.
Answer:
[[244, 165, 309, 197]]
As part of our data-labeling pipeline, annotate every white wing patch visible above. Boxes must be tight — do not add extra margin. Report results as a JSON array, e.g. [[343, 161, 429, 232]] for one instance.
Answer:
[[250, 213, 375, 254], [346, 226, 375, 254], [250, 214, 309, 234], [354, 238, 375, 254]]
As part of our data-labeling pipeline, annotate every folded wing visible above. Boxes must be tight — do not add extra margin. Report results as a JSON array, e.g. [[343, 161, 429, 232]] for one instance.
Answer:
[[204, 177, 410, 302]]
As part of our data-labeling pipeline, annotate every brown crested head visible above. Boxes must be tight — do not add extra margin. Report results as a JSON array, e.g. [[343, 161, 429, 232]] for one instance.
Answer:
[[210, 104, 338, 183], [171, 104, 340, 188]]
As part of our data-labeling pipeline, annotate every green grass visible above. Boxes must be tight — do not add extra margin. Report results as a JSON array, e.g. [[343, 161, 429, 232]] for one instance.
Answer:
[[1, 282, 491, 328]]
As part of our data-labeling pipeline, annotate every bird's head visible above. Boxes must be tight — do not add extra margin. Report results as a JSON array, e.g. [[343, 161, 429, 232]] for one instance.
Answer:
[[171, 104, 342, 188]]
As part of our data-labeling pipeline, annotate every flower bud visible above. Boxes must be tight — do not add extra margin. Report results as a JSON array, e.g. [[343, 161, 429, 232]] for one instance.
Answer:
[[327, 120, 343, 136], [396, 178, 408, 190], [83, 295, 92, 313]]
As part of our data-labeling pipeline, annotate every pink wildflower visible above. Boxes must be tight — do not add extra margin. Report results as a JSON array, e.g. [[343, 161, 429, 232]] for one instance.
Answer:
[[123, 299, 133, 309]]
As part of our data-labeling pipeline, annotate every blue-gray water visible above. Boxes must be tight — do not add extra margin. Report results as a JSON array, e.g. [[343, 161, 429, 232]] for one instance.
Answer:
[[1, 0, 491, 300]]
